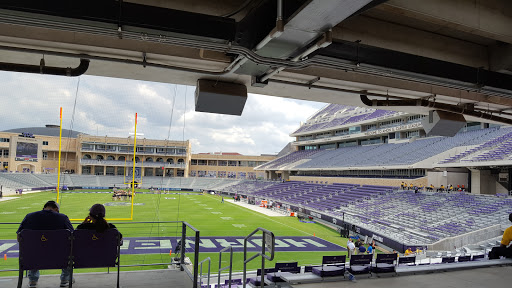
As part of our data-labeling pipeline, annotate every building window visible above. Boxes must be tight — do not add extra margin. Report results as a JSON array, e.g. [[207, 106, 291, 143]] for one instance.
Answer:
[[218, 160, 227, 166], [406, 130, 420, 138], [42, 141, 49, 145], [0, 138, 9, 142], [43, 152, 48, 160], [319, 143, 336, 150]]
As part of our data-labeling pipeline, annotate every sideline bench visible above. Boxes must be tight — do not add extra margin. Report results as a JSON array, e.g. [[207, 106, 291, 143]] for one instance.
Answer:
[[17, 228, 121, 288]]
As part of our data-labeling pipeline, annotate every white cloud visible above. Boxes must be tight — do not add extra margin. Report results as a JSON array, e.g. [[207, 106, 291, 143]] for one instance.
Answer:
[[0, 72, 326, 155]]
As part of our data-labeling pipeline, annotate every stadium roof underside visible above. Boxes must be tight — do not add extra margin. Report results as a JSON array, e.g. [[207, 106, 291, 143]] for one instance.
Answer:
[[1, 0, 512, 123]]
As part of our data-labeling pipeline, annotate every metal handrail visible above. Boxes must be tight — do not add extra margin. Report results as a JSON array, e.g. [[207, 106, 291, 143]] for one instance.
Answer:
[[198, 257, 211, 288], [243, 228, 275, 288], [218, 246, 233, 288]]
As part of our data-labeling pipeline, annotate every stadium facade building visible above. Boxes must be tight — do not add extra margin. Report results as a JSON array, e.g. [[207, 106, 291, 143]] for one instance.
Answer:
[[189, 152, 274, 180], [256, 104, 511, 195], [0, 126, 275, 179]]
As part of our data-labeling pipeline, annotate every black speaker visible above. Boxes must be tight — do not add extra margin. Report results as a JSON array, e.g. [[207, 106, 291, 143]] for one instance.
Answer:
[[421, 110, 466, 137], [195, 79, 247, 116]]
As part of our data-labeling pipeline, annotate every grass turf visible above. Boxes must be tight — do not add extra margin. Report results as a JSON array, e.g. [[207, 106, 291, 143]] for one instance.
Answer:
[[0, 190, 350, 275]]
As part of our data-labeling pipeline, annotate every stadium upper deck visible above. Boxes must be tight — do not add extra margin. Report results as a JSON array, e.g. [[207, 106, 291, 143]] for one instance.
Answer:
[[257, 104, 512, 195]]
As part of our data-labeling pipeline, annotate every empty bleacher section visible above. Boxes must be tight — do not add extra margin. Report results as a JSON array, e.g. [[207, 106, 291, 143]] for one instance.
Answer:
[[259, 127, 512, 170], [441, 127, 512, 163], [292, 104, 399, 134], [218, 180, 512, 251], [0, 174, 240, 190]]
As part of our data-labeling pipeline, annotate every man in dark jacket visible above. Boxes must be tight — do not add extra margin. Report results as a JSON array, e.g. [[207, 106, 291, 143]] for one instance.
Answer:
[[17, 200, 74, 287]]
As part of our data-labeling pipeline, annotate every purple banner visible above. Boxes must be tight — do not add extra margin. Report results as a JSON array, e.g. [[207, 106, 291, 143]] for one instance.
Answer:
[[0, 236, 344, 257]]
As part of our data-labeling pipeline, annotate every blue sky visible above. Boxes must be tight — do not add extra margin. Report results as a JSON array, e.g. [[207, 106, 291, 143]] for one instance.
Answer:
[[0, 72, 326, 155]]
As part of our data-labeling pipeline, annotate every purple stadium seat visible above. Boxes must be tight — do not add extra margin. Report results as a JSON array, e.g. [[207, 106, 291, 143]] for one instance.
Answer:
[[17, 229, 72, 288], [267, 262, 299, 282], [72, 229, 121, 288], [372, 253, 397, 274], [249, 268, 275, 286], [347, 254, 372, 275], [398, 256, 416, 266], [312, 255, 346, 277], [441, 256, 455, 263]]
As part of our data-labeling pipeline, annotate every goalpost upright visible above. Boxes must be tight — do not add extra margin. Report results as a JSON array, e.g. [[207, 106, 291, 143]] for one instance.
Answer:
[[57, 111, 138, 221]]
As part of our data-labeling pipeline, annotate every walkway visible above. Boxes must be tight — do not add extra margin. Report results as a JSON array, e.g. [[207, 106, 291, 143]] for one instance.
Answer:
[[225, 199, 286, 217]]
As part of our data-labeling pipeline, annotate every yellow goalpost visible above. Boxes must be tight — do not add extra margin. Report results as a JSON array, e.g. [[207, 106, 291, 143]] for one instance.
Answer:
[[56, 109, 138, 221]]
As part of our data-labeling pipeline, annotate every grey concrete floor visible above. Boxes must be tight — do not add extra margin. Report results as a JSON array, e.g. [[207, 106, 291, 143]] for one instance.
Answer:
[[2, 265, 512, 288], [293, 266, 512, 288], [0, 269, 192, 288]]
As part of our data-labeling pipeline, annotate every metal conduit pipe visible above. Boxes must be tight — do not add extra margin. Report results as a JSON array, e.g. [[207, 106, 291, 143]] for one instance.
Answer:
[[2, 9, 512, 98], [0, 45, 233, 76], [260, 30, 332, 82], [0, 58, 89, 77], [360, 94, 512, 125]]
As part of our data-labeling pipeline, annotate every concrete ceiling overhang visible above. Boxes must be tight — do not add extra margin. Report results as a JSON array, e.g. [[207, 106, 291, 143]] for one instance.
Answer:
[[0, 0, 511, 123]]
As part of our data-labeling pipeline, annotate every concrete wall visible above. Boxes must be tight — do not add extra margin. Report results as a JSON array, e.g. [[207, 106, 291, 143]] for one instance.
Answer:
[[427, 170, 468, 188], [290, 175, 427, 187], [471, 169, 508, 195], [427, 224, 502, 251]]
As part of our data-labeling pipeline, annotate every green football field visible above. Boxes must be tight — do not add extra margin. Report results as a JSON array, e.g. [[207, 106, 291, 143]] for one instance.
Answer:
[[0, 190, 351, 276]]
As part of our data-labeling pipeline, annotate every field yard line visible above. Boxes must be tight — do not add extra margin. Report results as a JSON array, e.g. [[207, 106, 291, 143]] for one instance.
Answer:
[[205, 194, 313, 236]]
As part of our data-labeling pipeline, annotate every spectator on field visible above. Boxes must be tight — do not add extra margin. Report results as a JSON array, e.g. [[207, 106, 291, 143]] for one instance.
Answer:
[[489, 213, 512, 259], [16, 200, 74, 288], [404, 183, 408, 190], [409, 183, 413, 190], [400, 182, 405, 190], [367, 244, 373, 254], [347, 239, 356, 259], [393, 249, 399, 259], [358, 244, 366, 255]]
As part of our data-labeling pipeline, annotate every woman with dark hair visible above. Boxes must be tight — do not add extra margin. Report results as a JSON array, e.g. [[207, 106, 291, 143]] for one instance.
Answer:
[[76, 204, 119, 234]]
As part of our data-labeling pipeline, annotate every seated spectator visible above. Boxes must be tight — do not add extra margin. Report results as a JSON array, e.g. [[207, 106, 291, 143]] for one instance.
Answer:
[[17, 200, 74, 288], [76, 204, 122, 238], [489, 213, 512, 259]]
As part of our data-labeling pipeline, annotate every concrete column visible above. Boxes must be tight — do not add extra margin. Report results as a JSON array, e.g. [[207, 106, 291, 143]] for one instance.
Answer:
[[282, 171, 290, 181], [103, 165, 106, 176], [470, 169, 481, 194]]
